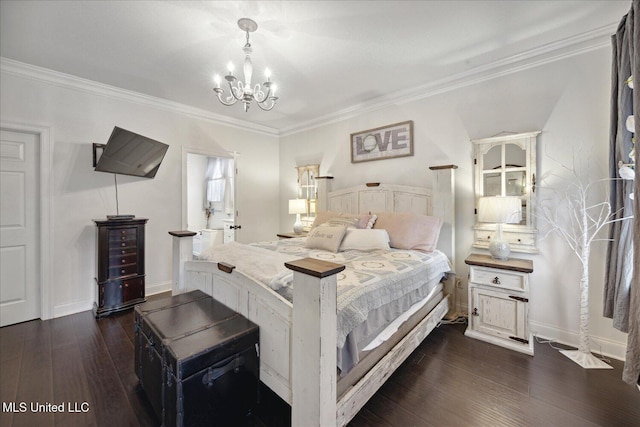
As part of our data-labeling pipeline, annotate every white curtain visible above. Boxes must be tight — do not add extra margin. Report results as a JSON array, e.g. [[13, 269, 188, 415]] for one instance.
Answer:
[[204, 157, 234, 215]]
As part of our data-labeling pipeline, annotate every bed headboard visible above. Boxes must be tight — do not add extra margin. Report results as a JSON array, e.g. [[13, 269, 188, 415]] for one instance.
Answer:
[[326, 183, 431, 215], [316, 165, 457, 270]]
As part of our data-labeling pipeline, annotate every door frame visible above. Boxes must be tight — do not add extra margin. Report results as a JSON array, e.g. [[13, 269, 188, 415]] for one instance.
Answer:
[[181, 146, 237, 231], [1, 121, 54, 321]]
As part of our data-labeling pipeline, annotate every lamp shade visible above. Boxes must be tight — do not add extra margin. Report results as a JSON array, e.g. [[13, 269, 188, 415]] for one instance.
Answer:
[[288, 199, 307, 215], [478, 196, 522, 224]]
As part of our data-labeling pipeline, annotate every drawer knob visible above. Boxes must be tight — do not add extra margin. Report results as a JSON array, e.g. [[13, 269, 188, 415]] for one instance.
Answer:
[[121, 269, 125, 274], [121, 250, 125, 254], [492, 276, 501, 285], [125, 283, 129, 288], [121, 243, 125, 247], [472, 308, 479, 316], [121, 259, 126, 264]]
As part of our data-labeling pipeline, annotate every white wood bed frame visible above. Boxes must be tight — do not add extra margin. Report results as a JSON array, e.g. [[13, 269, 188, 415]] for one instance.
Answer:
[[170, 165, 457, 426]]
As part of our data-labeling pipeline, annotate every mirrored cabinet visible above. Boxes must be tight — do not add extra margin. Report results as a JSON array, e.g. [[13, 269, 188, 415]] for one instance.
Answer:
[[296, 164, 319, 230], [472, 131, 540, 253]]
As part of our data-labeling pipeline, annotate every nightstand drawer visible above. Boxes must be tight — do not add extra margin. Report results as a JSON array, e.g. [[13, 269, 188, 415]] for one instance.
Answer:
[[474, 230, 535, 247], [470, 267, 526, 291]]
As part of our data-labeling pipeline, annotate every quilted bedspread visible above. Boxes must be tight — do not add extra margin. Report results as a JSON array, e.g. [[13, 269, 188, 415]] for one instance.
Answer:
[[199, 238, 450, 358]]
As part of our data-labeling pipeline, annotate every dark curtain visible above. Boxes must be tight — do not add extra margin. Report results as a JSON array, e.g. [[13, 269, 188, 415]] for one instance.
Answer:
[[605, 0, 640, 386]]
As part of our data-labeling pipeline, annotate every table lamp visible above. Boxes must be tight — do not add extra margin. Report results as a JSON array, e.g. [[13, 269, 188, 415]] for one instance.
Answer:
[[289, 199, 307, 234], [478, 196, 522, 260]]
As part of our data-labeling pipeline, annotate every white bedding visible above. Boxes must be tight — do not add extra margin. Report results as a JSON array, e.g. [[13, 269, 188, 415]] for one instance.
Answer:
[[199, 238, 451, 374]]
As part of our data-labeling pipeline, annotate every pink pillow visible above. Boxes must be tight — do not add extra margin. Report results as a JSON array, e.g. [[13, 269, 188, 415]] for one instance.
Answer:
[[373, 212, 442, 252]]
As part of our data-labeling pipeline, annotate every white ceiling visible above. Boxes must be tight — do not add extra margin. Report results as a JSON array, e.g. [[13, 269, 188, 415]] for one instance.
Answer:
[[0, 1, 630, 133]]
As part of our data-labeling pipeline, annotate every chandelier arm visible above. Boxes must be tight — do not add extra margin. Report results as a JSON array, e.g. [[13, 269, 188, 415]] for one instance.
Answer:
[[255, 97, 277, 111], [253, 83, 271, 103], [213, 89, 239, 106], [227, 79, 245, 101]]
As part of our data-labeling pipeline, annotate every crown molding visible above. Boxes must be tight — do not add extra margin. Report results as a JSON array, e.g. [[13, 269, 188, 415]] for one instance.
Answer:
[[0, 57, 279, 137], [1, 21, 618, 139], [279, 22, 617, 137]]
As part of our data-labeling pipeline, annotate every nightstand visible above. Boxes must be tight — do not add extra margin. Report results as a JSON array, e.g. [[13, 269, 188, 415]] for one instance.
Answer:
[[276, 231, 308, 239], [464, 253, 534, 355]]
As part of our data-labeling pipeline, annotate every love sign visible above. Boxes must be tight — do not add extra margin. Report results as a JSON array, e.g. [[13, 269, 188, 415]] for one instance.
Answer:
[[350, 121, 414, 163]]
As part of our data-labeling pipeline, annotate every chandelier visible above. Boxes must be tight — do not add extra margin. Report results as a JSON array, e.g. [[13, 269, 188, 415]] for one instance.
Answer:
[[213, 18, 278, 112]]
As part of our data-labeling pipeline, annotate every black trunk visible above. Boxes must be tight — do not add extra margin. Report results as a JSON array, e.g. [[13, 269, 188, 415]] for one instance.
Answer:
[[134, 290, 259, 426]]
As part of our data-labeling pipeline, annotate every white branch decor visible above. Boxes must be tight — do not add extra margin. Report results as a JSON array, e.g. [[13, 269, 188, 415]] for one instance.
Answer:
[[541, 170, 633, 369]]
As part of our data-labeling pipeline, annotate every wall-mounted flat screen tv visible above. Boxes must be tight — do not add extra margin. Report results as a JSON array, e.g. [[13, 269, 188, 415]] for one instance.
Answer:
[[94, 126, 169, 178]]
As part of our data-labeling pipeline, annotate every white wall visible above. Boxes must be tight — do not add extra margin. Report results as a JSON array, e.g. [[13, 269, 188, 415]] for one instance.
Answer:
[[0, 69, 280, 317], [278, 47, 628, 359]]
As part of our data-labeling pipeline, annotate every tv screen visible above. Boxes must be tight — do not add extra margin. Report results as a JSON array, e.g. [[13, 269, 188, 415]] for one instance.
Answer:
[[94, 127, 169, 178]]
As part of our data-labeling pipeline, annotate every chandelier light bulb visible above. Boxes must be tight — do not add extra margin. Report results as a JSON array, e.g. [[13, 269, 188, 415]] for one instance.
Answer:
[[265, 68, 271, 79], [271, 84, 277, 96], [227, 62, 235, 73], [213, 74, 221, 87]]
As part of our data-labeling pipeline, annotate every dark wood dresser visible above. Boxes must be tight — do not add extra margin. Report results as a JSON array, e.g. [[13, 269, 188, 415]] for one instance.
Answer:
[[93, 217, 148, 318]]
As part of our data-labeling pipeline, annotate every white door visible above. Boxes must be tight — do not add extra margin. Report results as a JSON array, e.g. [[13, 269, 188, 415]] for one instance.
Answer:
[[184, 150, 239, 240], [0, 129, 40, 326]]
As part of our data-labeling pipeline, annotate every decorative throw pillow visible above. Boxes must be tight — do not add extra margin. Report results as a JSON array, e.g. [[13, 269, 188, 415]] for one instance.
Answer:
[[304, 225, 348, 252], [311, 211, 376, 229], [365, 213, 377, 229], [339, 228, 390, 251], [328, 217, 360, 228], [373, 212, 443, 252], [311, 211, 335, 229]]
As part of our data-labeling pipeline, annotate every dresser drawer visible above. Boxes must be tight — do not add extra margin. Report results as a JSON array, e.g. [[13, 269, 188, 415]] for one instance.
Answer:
[[109, 228, 138, 245], [109, 245, 137, 256], [108, 262, 139, 279], [109, 253, 138, 267], [470, 267, 526, 292]]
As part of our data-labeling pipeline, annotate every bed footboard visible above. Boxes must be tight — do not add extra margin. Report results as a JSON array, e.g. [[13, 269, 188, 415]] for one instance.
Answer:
[[169, 232, 448, 427]]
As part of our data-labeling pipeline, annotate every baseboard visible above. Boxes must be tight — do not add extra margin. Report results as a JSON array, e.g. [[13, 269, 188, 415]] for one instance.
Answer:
[[53, 299, 94, 318], [530, 320, 627, 362], [52, 281, 172, 319], [146, 280, 172, 296]]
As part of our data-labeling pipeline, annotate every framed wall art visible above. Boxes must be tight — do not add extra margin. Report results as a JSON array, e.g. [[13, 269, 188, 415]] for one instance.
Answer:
[[350, 120, 413, 163]]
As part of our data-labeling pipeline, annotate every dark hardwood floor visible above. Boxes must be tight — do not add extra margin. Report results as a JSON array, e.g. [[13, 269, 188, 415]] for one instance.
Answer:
[[1, 292, 638, 427]]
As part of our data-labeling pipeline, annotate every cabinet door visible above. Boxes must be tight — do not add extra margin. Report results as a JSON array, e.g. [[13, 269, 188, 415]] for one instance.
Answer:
[[122, 277, 145, 303], [103, 281, 124, 309], [470, 285, 528, 343]]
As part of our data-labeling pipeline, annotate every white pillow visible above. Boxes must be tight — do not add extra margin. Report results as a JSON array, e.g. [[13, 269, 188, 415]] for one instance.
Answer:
[[339, 228, 390, 252], [304, 225, 348, 253]]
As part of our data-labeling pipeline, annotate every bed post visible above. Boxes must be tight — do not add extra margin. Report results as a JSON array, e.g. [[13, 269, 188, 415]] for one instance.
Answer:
[[168, 230, 196, 295], [429, 165, 457, 269], [429, 165, 458, 318], [316, 176, 333, 212], [285, 258, 345, 427]]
